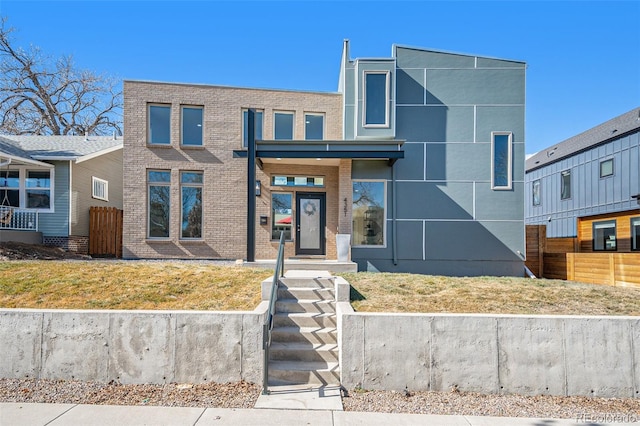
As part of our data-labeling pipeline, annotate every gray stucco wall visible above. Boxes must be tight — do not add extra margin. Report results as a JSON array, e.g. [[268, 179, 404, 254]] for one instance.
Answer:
[[38, 160, 70, 237], [525, 130, 640, 237], [350, 47, 526, 276]]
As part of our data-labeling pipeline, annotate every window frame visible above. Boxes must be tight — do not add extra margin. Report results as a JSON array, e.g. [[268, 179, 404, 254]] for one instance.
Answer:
[[271, 191, 293, 242], [180, 105, 204, 147], [560, 169, 571, 200], [352, 179, 387, 248], [0, 167, 55, 211], [179, 171, 203, 240], [491, 131, 513, 190], [304, 112, 325, 140], [147, 169, 171, 239], [631, 217, 640, 252], [91, 176, 109, 202], [532, 179, 541, 206], [242, 108, 264, 148], [599, 158, 614, 178], [147, 103, 172, 146], [592, 219, 617, 252], [363, 71, 390, 128], [274, 111, 295, 140]]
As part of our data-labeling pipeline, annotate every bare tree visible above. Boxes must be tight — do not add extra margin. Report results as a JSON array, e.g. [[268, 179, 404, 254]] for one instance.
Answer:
[[0, 17, 122, 136]]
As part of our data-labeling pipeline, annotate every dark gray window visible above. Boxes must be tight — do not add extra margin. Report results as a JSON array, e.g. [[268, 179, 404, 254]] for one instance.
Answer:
[[532, 179, 541, 206], [600, 158, 614, 178], [305, 114, 324, 140], [492, 132, 512, 190], [181, 106, 203, 146], [593, 220, 616, 251], [148, 104, 171, 145], [561, 170, 571, 200], [274, 112, 294, 140], [364, 73, 388, 126], [148, 170, 171, 238], [632, 217, 640, 251], [271, 192, 292, 240], [242, 109, 263, 148], [352, 180, 386, 246], [180, 172, 203, 239]]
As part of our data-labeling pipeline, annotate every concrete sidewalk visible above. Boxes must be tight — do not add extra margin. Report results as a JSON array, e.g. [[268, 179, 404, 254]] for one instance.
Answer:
[[3, 403, 638, 426]]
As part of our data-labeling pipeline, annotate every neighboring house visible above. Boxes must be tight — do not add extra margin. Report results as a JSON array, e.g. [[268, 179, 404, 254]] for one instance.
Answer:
[[525, 107, 640, 252], [123, 41, 526, 276], [0, 135, 123, 253]]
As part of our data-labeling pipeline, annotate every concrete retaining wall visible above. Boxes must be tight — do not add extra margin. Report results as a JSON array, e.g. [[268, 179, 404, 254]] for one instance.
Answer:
[[0, 304, 268, 384], [338, 304, 640, 398]]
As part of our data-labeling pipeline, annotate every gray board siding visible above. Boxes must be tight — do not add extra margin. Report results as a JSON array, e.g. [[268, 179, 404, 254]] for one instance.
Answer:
[[525, 130, 640, 238], [38, 161, 70, 237]]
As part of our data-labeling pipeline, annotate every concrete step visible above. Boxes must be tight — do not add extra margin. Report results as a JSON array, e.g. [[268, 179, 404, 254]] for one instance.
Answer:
[[273, 312, 336, 328], [279, 277, 335, 289], [277, 286, 335, 301], [271, 326, 337, 345], [269, 342, 339, 362], [275, 299, 335, 314], [268, 360, 340, 386]]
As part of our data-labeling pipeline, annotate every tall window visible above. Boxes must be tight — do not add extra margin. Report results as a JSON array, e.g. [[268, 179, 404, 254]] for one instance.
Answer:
[[274, 112, 294, 140], [242, 109, 263, 148], [181, 106, 203, 146], [304, 113, 324, 140], [26, 171, 51, 209], [600, 158, 614, 178], [364, 72, 389, 126], [148, 170, 171, 238], [352, 180, 386, 246], [271, 193, 292, 240], [148, 104, 171, 145], [180, 172, 203, 239], [532, 179, 541, 206], [632, 217, 640, 251], [561, 170, 571, 200], [491, 132, 513, 190], [0, 170, 19, 207], [593, 220, 616, 251]]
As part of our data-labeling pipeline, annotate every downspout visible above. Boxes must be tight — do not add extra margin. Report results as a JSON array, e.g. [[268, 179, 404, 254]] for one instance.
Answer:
[[68, 160, 73, 237], [392, 162, 398, 266]]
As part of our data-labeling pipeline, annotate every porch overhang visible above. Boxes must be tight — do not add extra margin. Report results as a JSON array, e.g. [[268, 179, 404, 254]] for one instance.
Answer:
[[234, 139, 405, 167]]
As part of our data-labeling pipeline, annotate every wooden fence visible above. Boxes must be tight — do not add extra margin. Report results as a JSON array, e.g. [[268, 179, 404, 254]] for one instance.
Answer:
[[89, 207, 123, 258]]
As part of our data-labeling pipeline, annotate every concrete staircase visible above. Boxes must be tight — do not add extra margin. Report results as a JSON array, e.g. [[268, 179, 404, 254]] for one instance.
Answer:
[[267, 273, 340, 386]]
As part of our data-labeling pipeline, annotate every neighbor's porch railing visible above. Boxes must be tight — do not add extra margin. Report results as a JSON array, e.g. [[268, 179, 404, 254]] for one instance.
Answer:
[[0, 208, 39, 231], [262, 231, 286, 395]]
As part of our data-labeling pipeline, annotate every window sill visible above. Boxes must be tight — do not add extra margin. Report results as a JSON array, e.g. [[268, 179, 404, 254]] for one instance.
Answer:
[[145, 238, 172, 243], [180, 145, 205, 150], [179, 239, 206, 244], [146, 143, 173, 149]]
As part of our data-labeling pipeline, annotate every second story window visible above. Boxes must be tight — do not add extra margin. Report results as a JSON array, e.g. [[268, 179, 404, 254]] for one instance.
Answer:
[[181, 106, 203, 146], [304, 113, 324, 140], [364, 72, 389, 127], [274, 112, 294, 140], [600, 158, 614, 178], [148, 104, 171, 145], [242, 109, 263, 148], [491, 132, 513, 190], [561, 170, 571, 200], [532, 179, 541, 206]]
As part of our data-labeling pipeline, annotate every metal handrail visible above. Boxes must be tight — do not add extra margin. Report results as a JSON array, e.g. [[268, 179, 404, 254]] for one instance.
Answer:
[[262, 231, 286, 395]]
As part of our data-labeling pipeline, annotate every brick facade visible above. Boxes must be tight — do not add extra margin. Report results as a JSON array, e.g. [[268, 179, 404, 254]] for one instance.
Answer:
[[43, 235, 89, 255], [123, 81, 344, 260]]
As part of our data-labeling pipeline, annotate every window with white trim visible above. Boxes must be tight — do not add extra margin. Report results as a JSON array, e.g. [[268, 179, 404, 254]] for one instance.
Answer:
[[92, 177, 108, 201], [0, 168, 52, 210], [364, 72, 389, 127], [148, 104, 171, 145], [148, 170, 171, 238], [352, 180, 386, 247], [491, 132, 513, 190]]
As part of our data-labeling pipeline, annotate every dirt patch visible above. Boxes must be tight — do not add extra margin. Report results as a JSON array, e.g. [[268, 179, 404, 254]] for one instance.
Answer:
[[0, 241, 91, 260]]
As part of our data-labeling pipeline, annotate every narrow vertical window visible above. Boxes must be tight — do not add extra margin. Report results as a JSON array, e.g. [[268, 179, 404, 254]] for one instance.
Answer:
[[271, 193, 292, 240], [532, 179, 541, 206], [148, 104, 171, 145], [631, 217, 640, 251], [352, 180, 386, 246], [491, 132, 513, 190], [364, 72, 389, 127], [274, 112, 294, 140], [148, 170, 171, 238], [242, 109, 264, 148], [92, 177, 109, 201], [181, 106, 203, 146], [304, 113, 324, 140], [180, 172, 203, 239], [560, 170, 571, 200], [593, 220, 616, 251], [600, 158, 614, 178]]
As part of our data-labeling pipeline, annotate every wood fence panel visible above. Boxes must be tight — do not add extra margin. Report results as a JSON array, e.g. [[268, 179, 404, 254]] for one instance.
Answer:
[[546, 237, 577, 254], [542, 253, 567, 280], [89, 207, 123, 258], [525, 225, 545, 277]]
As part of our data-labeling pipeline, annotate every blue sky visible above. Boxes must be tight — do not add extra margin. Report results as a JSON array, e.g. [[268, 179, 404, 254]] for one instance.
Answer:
[[0, 0, 638, 155]]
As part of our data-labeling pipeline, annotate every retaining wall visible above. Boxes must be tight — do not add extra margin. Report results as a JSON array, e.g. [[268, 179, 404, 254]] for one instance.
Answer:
[[338, 303, 640, 398], [0, 304, 268, 384]]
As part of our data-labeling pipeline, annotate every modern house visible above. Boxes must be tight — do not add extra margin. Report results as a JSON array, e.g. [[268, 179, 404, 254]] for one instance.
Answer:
[[0, 135, 123, 253], [525, 108, 640, 252], [123, 41, 526, 276]]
